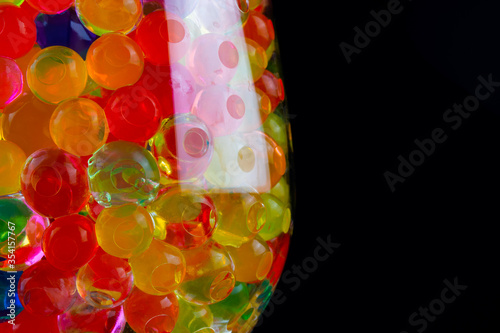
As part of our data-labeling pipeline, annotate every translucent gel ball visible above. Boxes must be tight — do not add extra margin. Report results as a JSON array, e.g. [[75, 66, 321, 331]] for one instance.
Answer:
[[151, 113, 213, 181], [104, 85, 162, 142], [147, 184, 217, 250], [75, 0, 143, 36], [86, 33, 145, 90], [42, 214, 98, 271], [18, 260, 77, 316], [26, 46, 88, 104], [134, 10, 190, 65], [177, 241, 235, 305], [0, 140, 26, 196], [20, 148, 90, 218], [0, 4, 37, 59], [226, 237, 273, 283], [1, 91, 58, 156], [0, 197, 32, 257], [50, 98, 109, 157], [123, 287, 179, 333], [87, 141, 161, 207], [95, 204, 154, 258], [187, 33, 239, 86], [76, 248, 134, 308], [0, 56, 23, 108], [129, 239, 186, 295]]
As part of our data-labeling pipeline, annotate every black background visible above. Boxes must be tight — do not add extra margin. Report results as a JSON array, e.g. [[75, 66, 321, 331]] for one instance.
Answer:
[[255, 0, 500, 332]]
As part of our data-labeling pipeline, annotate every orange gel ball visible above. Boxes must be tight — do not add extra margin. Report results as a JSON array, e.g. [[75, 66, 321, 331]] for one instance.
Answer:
[[0, 140, 26, 195], [226, 237, 273, 283], [124, 288, 179, 333], [50, 98, 109, 156], [129, 239, 186, 295], [95, 204, 155, 258], [75, 0, 143, 36], [1, 92, 58, 156], [243, 10, 275, 50], [27, 46, 88, 104], [86, 33, 145, 90]]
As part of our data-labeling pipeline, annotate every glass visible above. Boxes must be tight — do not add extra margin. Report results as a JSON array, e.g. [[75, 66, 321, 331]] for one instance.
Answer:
[[0, 0, 293, 332]]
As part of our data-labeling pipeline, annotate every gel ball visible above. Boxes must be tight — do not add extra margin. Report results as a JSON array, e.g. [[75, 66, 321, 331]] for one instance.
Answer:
[[57, 295, 126, 333], [177, 241, 235, 305], [0, 4, 37, 59], [105, 85, 162, 142], [0, 140, 26, 196], [26, 0, 73, 15], [258, 193, 291, 241], [163, 0, 199, 18], [18, 260, 77, 316], [27, 46, 87, 104], [172, 297, 213, 333], [42, 214, 98, 271], [191, 85, 245, 137], [1, 92, 58, 156], [0, 305, 60, 332], [187, 33, 239, 86], [254, 70, 285, 112], [226, 237, 273, 283], [20, 148, 90, 218], [75, 0, 143, 36], [0, 57, 23, 108], [76, 248, 134, 308], [209, 189, 267, 248], [86, 33, 145, 90], [95, 204, 154, 258], [50, 98, 109, 157], [151, 113, 213, 181], [134, 10, 190, 65], [123, 287, 179, 333], [243, 10, 275, 50], [87, 141, 160, 207], [148, 184, 217, 250], [129, 239, 186, 295]]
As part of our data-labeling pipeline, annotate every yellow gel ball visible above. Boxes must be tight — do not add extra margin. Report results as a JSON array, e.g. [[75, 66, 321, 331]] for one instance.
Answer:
[[96, 204, 155, 258], [50, 98, 109, 156], [0, 140, 26, 195], [75, 0, 143, 36], [86, 33, 145, 90], [26, 46, 87, 104], [129, 239, 186, 295], [210, 189, 267, 248]]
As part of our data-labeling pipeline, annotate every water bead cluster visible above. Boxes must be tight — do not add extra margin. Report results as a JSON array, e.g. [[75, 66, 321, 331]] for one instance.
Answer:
[[0, 0, 291, 332]]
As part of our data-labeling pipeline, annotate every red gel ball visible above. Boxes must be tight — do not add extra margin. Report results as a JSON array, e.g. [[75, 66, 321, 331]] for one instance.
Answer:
[[243, 10, 275, 50], [135, 62, 200, 118], [254, 69, 285, 112], [124, 287, 179, 333], [26, 0, 73, 14], [0, 56, 23, 108], [267, 232, 290, 285], [18, 260, 77, 316], [20, 148, 90, 218], [42, 214, 98, 271], [0, 4, 37, 59], [105, 85, 162, 143], [135, 10, 190, 65]]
